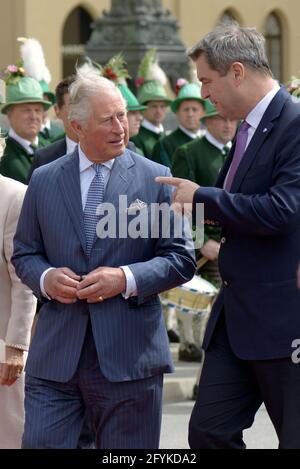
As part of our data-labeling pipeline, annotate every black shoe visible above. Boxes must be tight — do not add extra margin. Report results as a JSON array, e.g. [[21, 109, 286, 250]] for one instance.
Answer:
[[178, 343, 203, 362], [167, 329, 180, 343]]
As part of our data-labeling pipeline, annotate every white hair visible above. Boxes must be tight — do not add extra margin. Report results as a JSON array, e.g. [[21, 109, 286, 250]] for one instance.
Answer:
[[68, 67, 126, 124]]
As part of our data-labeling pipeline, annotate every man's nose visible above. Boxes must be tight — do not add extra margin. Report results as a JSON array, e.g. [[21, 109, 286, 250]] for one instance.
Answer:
[[112, 117, 124, 132]]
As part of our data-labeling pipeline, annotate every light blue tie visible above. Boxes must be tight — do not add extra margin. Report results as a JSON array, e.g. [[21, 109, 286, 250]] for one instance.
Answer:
[[84, 163, 105, 255]]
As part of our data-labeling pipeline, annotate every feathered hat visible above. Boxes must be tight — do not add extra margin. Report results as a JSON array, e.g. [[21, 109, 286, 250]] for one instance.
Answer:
[[135, 49, 171, 105], [80, 55, 147, 112], [0, 40, 52, 115], [18, 37, 55, 104], [171, 78, 205, 113]]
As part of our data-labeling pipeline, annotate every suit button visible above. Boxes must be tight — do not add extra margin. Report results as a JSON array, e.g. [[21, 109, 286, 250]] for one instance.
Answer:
[[223, 280, 229, 287], [221, 237, 226, 244]]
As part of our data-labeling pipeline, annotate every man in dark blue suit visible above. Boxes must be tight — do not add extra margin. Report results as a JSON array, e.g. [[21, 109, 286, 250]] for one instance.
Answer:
[[12, 68, 196, 448], [157, 23, 300, 449]]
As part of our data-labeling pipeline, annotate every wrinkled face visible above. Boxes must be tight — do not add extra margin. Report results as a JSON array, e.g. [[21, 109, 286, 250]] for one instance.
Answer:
[[176, 100, 205, 132], [55, 93, 78, 142], [196, 54, 240, 120], [142, 101, 168, 126], [127, 110, 143, 138], [7, 102, 44, 142], [205, 115, 238, 145], [72, 89, 129, 162]]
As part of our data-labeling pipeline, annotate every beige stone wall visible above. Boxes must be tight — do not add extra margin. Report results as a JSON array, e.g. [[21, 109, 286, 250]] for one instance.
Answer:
[[0, 0, 299, 87]]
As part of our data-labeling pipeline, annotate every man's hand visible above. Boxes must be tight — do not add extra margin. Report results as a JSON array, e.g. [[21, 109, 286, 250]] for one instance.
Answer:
[[200, 240, 220, 261], [155, 176, 200, 207], [76, 267, 126, 303], [0, 346, 24, 386], [44, 267, 81, 304]]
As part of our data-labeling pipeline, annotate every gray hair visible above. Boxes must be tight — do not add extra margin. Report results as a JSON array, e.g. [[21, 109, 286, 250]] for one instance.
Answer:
[[188, 23, 272, 77], [68, 68, 127, 124]]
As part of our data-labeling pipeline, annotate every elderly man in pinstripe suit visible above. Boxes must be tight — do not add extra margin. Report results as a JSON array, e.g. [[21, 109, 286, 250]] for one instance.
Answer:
[[12, 69, 196, 449]]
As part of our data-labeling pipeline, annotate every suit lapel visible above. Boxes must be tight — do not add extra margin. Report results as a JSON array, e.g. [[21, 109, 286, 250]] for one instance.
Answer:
[[216, 87, 289, 191], [57, 148, 87, 253], [95, 150, 136, 240]]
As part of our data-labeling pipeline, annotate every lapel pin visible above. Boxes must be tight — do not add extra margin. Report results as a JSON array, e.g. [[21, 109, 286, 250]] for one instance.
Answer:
[[263, 128, 268, 133]]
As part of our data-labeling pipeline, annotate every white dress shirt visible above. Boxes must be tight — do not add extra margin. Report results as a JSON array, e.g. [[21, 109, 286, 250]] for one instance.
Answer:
[[141, 119, 164, 134], [65, 136, 78, 155], [179, 125, 205, 140], [40, 145, 137, 299], [223, 83, 280, 189], [9, 128, 38, 154], [205, 130, 232, 153], [243, 83, 280, 150]]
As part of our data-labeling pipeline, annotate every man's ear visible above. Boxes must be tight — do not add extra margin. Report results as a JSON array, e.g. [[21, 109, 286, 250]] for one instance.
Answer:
[[70, 120, 84, 139], [54, 104, 60, 119], [231, 62, 245, 86]]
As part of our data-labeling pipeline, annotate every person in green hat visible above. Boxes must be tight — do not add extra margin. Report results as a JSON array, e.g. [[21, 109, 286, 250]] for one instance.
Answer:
[[118, 84, 146, 136], [18, 37, 64, 143], [0, 66, 51, 184], [99, 54, 147, 154], [38, 79, 64, 143], [171, 100, 237, 369], [152, 79, 206, 167], [131, 49, 172, 158]]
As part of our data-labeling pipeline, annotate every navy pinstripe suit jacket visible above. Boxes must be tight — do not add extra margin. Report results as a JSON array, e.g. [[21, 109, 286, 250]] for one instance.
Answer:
[[12, 148, 196, 382]]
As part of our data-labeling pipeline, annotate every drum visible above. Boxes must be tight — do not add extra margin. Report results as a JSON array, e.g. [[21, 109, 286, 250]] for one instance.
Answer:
[[160, 275, 218, 314]]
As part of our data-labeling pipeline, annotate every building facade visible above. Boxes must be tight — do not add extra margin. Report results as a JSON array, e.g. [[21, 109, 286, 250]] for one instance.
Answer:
[[0, 0, 299, 90]]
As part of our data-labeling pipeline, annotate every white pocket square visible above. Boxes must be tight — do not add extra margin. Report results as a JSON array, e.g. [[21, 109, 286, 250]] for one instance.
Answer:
[[127, 199, 148, 214]]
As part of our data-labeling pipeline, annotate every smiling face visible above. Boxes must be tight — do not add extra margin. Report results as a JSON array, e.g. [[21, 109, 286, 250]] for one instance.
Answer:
[[71, 89, 129, 163]]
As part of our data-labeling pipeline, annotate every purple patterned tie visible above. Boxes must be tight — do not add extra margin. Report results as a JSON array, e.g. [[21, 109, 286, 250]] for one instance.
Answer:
[[224, 120, 250, 191]]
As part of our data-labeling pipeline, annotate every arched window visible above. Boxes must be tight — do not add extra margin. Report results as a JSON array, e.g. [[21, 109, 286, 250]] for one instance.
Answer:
[[264, 13, 282, 81], [219, 10, 237, 26], [62, 6, 93, 77]]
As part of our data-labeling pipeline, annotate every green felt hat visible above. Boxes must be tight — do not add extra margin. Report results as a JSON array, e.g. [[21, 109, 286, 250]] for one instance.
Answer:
[[1, 76, 52, 114], [39, 79, 56, 105], [171, 82, 205, 113], [118, 83, 147, 111], [201, 100, 219, 121], [137, 80, 172, 105]]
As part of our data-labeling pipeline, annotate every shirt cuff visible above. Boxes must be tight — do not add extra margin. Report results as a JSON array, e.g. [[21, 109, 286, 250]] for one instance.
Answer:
[[40, 267, 55, 300], [120, 266, 137, 299]]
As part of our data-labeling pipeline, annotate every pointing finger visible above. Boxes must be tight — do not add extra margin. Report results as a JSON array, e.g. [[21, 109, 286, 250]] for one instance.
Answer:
[[155, 176, 185, 186]]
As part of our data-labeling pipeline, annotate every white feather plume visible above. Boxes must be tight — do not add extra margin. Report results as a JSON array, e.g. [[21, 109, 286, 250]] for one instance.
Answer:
[[18, 37, 51, 83], [147, 61, 168, 85]]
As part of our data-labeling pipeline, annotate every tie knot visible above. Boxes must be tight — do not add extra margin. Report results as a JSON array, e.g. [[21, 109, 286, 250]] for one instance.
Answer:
[[239, 120, 250, 133], [92, 163, 103, 175]]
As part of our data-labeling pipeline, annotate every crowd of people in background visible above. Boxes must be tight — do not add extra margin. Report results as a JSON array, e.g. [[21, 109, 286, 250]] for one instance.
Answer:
[[1, 21, 300, 449]]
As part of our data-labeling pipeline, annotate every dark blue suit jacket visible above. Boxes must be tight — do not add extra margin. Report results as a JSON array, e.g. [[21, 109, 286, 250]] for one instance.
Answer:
[[13, 148, 196, 382], [193, 87, 300, 359]]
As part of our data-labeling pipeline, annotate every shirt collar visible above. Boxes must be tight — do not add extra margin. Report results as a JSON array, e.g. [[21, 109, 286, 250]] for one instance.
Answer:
[[178, 125, 204, 140], [245, 83, 280, 131], [41, 118, 51, 131], [9, 127, 39, 154], [66, 136, 78, 154], [205, 130, 229, 151], [78, 144, 115, 174], [141, 119, 164, 134]]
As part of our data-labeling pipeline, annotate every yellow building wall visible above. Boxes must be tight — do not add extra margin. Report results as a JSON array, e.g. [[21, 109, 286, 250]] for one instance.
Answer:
[[0, 0, 300, 87]]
